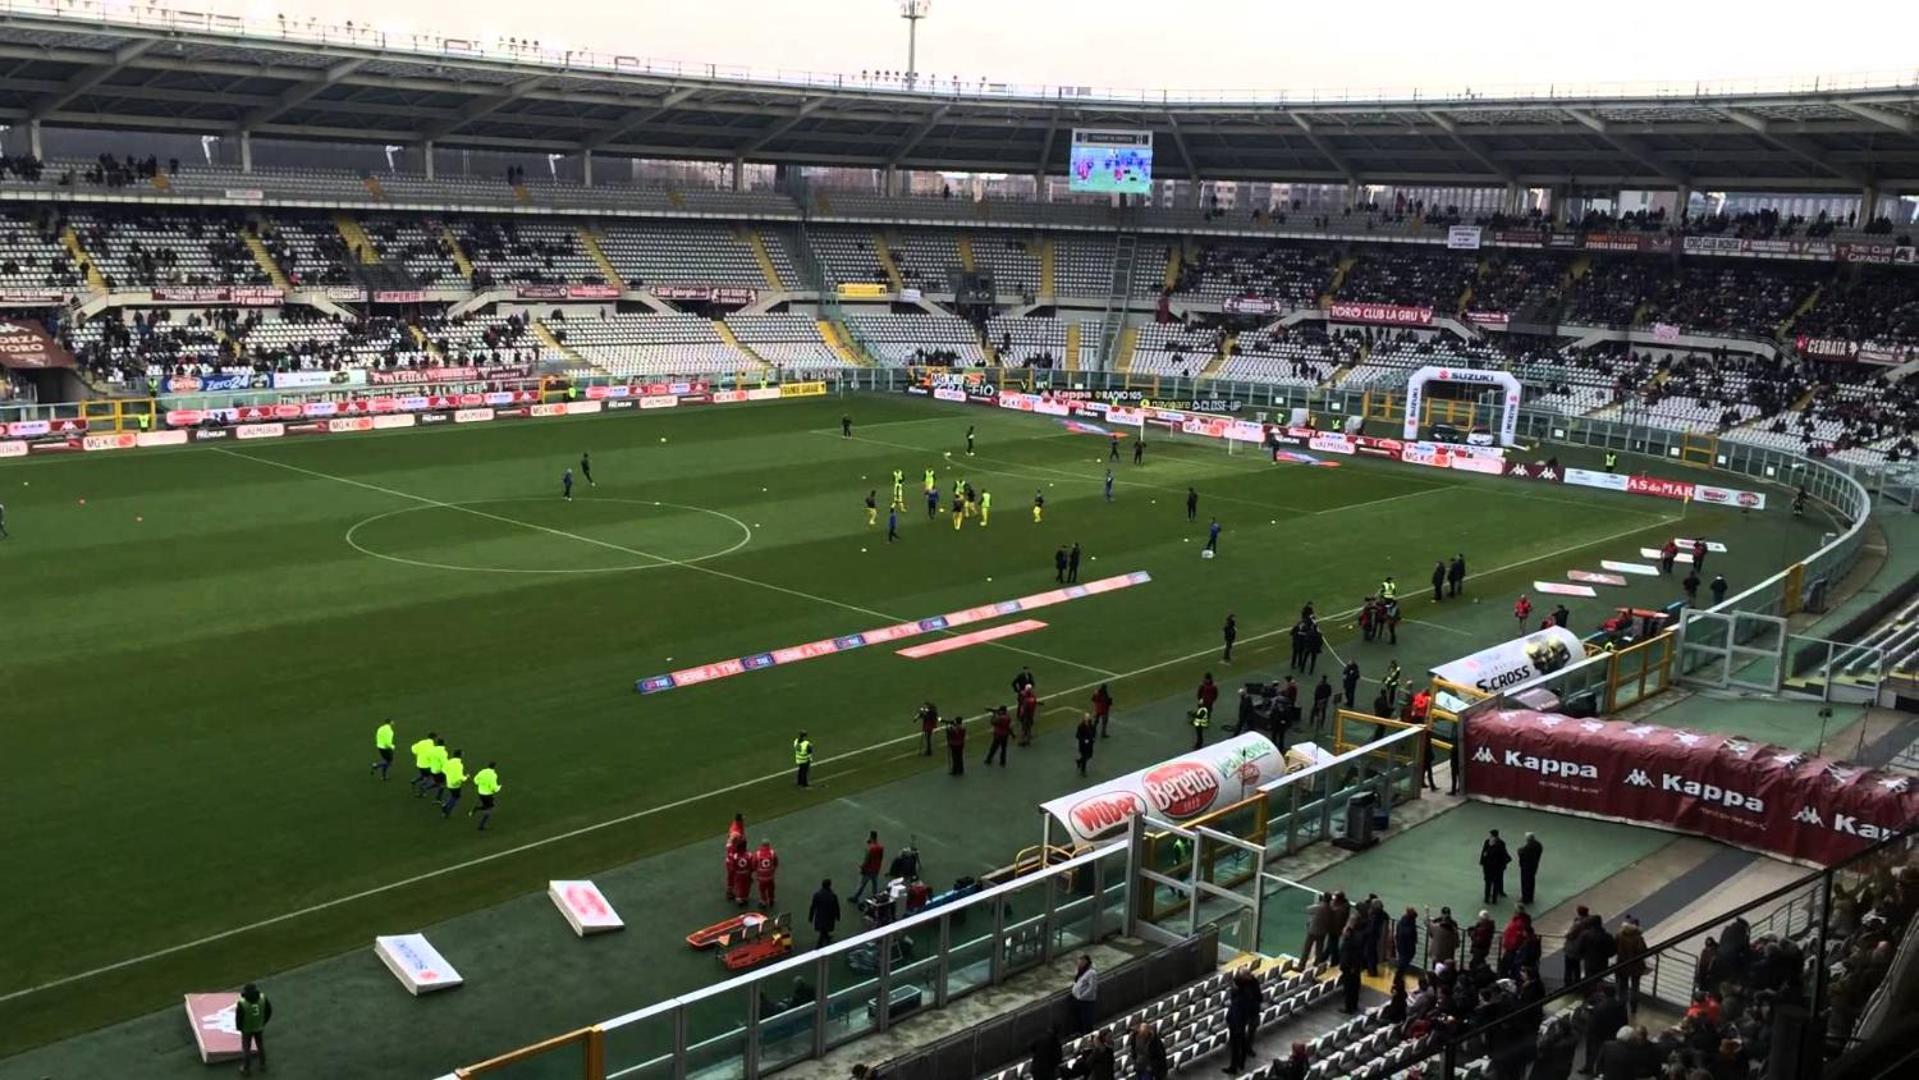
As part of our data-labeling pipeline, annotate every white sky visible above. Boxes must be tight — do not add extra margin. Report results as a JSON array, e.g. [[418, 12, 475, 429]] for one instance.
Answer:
[[221, 0, 1913, 97]]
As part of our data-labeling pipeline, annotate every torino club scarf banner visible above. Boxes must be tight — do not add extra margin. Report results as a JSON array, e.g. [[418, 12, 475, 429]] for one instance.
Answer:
[[1466, 710, 1916, 867]]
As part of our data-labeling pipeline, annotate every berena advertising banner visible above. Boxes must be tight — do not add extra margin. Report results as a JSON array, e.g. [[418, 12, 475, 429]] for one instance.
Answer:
[[1039, 733, 1286, 845], [1327, 302, 1433, 326], [1466, 710, 1918, 867], [1431, 627, 1584, 694]]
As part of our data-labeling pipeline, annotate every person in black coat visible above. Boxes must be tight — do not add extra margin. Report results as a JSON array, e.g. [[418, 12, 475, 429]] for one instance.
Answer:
[[808, 879, 840, 949], [1516, 832, 1543, 905], [1447, 554, 1466, 597], [1029, 1026, 1064, 1080], [1225, 968, 1263, 1072], [1071, 1029, 1116, 1080], [1395, 907, 1420, 974], [1583, 985, 1627, 1075], [1431, 560, 1447, 602], [1338, 923, 1367, 1013], [1479, 829, 1512, 903]]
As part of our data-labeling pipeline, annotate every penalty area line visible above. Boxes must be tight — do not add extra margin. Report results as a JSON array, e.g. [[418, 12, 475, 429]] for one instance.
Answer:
[[0, 508, 1680, 1005]]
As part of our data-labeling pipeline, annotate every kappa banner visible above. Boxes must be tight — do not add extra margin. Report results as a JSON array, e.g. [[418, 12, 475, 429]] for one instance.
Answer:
[[1327, 301, 1433, 326], [1039, 734, 1287, 844], [1466, 710, 1919, 867]]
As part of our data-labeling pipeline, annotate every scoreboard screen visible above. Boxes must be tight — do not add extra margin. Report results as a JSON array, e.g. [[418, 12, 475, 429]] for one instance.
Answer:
[[1069, 129, 1153, 194]]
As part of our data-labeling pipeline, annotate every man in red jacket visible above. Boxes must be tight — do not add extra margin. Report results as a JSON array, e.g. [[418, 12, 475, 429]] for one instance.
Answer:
[[1090, 684, 1113, 738], [727, 838, 753, 907], [1514, 594, 1533, 629], [1016, 685, 1039, 745], [986, 705, 1013, 766], [753, 840, 780, 909], [1196, 673, 1219, 715], [945, 716, 966, 776], [851, 830, 885, 903]]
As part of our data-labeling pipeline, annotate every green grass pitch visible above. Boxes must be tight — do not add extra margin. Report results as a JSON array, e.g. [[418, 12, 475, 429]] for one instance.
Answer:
[[0, 392, 1816, 1057]]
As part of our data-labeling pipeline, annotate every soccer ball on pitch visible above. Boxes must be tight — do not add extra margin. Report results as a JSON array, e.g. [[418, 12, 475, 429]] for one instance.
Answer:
[[1200, 549, 1215, 560]]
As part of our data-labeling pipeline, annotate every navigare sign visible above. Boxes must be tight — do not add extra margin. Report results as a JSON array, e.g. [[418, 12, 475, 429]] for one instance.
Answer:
[[374, 934, 464, 995]]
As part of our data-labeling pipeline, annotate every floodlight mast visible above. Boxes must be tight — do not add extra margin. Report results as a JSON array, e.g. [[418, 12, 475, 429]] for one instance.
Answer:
[[900, 0, 931, 88]]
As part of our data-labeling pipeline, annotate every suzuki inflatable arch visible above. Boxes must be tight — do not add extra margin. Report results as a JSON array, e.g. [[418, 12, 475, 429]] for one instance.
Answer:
[[1402, 365, 1522, 447]]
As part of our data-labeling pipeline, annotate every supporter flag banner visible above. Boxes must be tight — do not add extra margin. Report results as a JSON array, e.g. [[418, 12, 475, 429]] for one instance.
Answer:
[[548, 880, 625, 937], [1465, 311, 1511, 329], [183, 993, 243, 1063], [1601, 560, 1659, 576], [1567, 570, 1630, 587], [1430, 626, 1583, 695], [374, 934, 464, 995], [1327, 302, 1433, 326], [1446, 225, 1483, 251], [653, 285, 759, 305], [150, 286, 282, 307], [1533, 581, 1598, 598], [1040, 733, 1285, 845], [271, 370, 368, 390], [0, 319, 76, 369], [1222, 296, 1281, 316], [1465, 710, 1919, 867], [1651, 322, 1682, 343], [636, 572, 1151, 694], [516, 284, 620, 301]]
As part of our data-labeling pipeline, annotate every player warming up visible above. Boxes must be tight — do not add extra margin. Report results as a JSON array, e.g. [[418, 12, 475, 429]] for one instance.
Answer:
[[370, 719, 396, 779], [865, 491, 878, 527], [468, 762, 502, 830], [562, 467, 574, 502], [980, 489, 992, 526], [1032, 489, 1046, 524], [891, 468, 906, 510], [580, 452, 595, 487]]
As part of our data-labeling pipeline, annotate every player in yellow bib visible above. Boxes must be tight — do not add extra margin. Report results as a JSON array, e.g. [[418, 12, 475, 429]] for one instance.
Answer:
[[980, 490, 992, 526]]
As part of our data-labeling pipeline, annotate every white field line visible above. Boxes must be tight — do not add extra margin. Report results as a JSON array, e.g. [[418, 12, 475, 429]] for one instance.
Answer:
[[0, 492, 1679, 1004], [211, 448, 1116, 678]]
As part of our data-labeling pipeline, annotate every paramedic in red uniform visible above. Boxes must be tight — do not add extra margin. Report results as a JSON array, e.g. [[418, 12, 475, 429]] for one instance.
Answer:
[[728, 839, 753, 907], [754, 840, 780, 909]]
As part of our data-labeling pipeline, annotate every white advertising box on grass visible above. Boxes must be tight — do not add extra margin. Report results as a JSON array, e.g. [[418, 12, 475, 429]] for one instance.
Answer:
[[549, 880, 625, 936], [1431, 626, 1584, 694], [1641, 548, 1695, 564], [1039, 733, 1285, 845], [1601, 560, 1659, 576], [374, 933, 463, 995], [183, 993, 242, 1063]]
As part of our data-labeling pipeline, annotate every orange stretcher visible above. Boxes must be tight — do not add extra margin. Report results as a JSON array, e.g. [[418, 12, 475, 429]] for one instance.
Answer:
[[686, 911, 769, 950], [720, 914, 792, 971]]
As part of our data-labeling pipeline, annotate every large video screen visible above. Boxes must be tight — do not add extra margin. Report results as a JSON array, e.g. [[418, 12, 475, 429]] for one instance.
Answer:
[[1069, 129, 1153, 194]]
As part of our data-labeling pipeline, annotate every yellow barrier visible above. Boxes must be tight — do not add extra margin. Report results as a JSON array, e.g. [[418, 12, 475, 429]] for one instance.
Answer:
[[836, 282, 889, 299], [456, 1027, 601, 1078], [779, 381, 827, 398], [1602, 630, 1676, 712]]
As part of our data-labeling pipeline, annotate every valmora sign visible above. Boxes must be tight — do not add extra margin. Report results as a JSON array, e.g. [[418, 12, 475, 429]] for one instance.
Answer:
[[1465, 710, 1919, 867], [0, 319, 76, 370], [1041, 733, 1285, 844]]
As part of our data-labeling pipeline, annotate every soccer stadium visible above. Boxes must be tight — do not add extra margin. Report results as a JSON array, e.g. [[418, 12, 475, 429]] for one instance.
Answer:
[[4, 2, 1919, 1078]]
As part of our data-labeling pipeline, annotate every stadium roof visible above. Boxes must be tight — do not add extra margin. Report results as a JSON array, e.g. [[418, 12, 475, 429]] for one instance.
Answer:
[[3, 5, 1918, 192]]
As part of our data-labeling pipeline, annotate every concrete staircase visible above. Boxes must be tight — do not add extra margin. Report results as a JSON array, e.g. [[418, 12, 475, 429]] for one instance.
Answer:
[[533, 319, 587, 366], [873, 232, 905, 291], [1065, 322, 1083, 374], [742, 228, 786, 290], [439, 225, 476, 282], [1324, 255, 1357, 303], [242, 228, 291, 290], [712, 320, 768, 370], [1114, 324, 1140, 375], [956, 234, 977, 274], [151, 173, 172, 193], [1162, 240, 1183, 292], [578, 226, 625, 289], [407, 324, 444, 359], [334, 213, 384, 266], [1781, 283, 1823, 336], [1039, 237, 1057, 298], [512, 183, 533, 205], [665, 188, 687, 210], [362, 176, 387, 201], [1198, 333, 1236, 379], [60, 226, 106, 291], [819, 320, 868, 366]]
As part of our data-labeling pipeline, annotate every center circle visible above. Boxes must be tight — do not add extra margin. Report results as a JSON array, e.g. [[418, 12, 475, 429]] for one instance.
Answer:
[[344, 497, 753, 575]]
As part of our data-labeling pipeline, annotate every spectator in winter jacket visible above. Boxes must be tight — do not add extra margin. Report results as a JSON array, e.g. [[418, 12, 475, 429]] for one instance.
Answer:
[[1469, 910, 1497, 966], [1395, 907, 1420, 973], [1303, 893, 1334, 965], [1028, 1027, 1063, 1080], [1426, 906, 1460, 967], [808, 879, 840, 949], [1224, 968, 1263, 1072], [1129, 1023, 1169, 1080], [1614, 917, 1648, 1013]]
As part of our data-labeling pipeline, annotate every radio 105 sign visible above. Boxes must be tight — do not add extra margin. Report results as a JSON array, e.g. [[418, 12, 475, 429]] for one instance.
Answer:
[[1069, 129, 1153, 194]]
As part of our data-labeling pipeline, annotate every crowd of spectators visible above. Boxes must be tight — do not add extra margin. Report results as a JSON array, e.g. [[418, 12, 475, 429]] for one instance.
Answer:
[[0, 154, 45, 183], [1338, 245, 1477, 308]]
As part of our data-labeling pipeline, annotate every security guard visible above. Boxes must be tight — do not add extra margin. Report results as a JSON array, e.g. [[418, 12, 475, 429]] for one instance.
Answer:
[[1379, 576, 1398, 601], [1604, 450, 1619, 473], [438, 749, 467, 817], [408, 731, 441, 796], [1189, 704, 1211, 749], [469, 762, 503, 830], [370, 719, 396, 779], [793, 731, 814, 787], [233, 982, 272, 1076]]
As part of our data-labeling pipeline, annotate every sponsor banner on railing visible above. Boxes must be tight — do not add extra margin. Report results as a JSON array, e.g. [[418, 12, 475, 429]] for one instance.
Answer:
[[0, 318, 77, 370], [1835, 243, 1915, 265], [1465, 311, 1510, 329], [271, 369, 367, 390], [81, 432, 138, 452], [236, 423, 285, 440], [650, 285, 759, 305], [454, 408, 495, 423], [583, 380, 709, 400], [1327, 301, 1432, 326], [135, 430, 188, 448], [1692, 482, 1768, 510], [1651, 322, 1682, 343], [327, 416, 376, 434], [324, 285, 369, 303], [1179, 417, 1265, 443], [1308, 432, 1356, 455], [1619, 473, 1767, 510], [1222, 296, 1281, 315], [0, 289, 67, 305], [1503, 461, 1565, 482], [639, 395, 678, 410], [1446, 225, 1483, 251], [1681, 235, 1837, 260], [1563, 467, 1627, 491], [372, 290, 429, 304], [1494, 230, 1548, 248], [0, 439, 27, 457], [1432, 627, 1584, 694], [836, 282, 889, 299], [1040, 733, 1286, 845], [372, 414, 417, 430], [150, 286, 283, 306], [167, 371, 270, 393], [1625, 473, 1696, 501], [779, 381, 827, 398], [1466, 710, 1919, 867], [516, 284, 622, 301]]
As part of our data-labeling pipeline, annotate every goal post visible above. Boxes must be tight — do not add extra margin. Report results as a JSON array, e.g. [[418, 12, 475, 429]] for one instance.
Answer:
[[1401, 365, 1522, 446]]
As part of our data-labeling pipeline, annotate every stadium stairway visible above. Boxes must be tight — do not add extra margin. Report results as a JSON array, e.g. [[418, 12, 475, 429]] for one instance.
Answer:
[[242, 224, 292, 289], [1198, 333, 1237, 380], [578, 226, 626, 288], [333, 213, 384, 266], [957, 233, 978, 274], [873, 231, 906, 291], [439, 225, 476, 282], [150, 171, 172, 192], [1039, 237, 1057, 298], [1325, 341, 1368, 387], [59, 225, 107, 292], [665, 187, 688, 210], [512, 182, 533, 205], [362, 175, 387, 201], [1324, 255, 1357, 304], [408, 324, 444, 359], [1162, 240, 1182, 293], [1780, 281, 1824, 337], [1065, 321, 1083, 373], [818, 319, 868, 366], [712, 319, 769, 369], [742, 227, 787, 290], [1114, 323, 1140, 375], [533, 319, 587, 367]]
